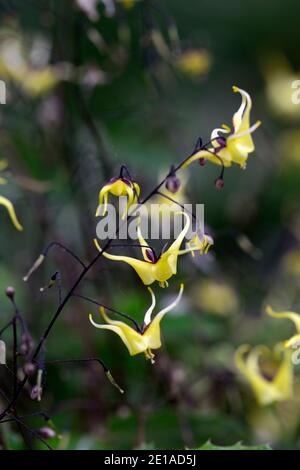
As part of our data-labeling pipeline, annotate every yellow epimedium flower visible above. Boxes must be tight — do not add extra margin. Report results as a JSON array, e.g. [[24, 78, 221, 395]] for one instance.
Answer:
[[96, 177, 140, 220], [182, 87, 261, 170], [266, 306, 300, 349], [235, 344, 293, 406], [89, 283, 184, 363], [186, 231, 213, 257], [94, 212, 197, 287], [175, 48, 211, 78]]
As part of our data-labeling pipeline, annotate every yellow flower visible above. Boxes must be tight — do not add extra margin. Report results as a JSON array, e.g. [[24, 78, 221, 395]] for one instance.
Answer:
[[121, 0, 135, 9], [21, 67, 59, 97], [235, 344, 293, 405], [94, 212, 197, 287], [182, 87, 261, 169], [89, 283, 184, 362], [281, 249, 300, 276], [186, 232, 213, 258], [175, 49, 211, 78], [262, 54, 300, 121], [96, 177, 140, 220], [266, 306, 300, 348], [193, 279, 238, 316], [0, 33, 62, 97]]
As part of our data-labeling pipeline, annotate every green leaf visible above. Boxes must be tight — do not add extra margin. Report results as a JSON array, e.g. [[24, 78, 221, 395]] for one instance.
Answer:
[[196, 440, 272, 451]]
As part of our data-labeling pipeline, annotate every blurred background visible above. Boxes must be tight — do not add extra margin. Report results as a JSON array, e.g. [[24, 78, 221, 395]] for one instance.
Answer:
[[1, 0, 300, 450]]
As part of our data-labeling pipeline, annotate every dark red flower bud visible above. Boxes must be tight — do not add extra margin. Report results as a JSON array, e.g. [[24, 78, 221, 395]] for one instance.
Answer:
[[165, 174, 181, 194], [215, 177, 224, 190], [20, 332, 34, 356], [23, 362, 37, 376]]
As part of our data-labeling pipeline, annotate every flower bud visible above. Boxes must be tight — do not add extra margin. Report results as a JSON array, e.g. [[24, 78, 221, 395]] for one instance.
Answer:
[[23, 362, 36, 376], [5, 286, 15, 300], [165, 166, 181, 194], [30, 384, 43, 401], [36, 427, 56, 439], [215, 177, 224, 190], [19, 332, 34, 356]]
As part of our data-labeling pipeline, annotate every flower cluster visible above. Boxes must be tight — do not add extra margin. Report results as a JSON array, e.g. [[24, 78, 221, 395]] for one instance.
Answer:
[[235, 305, 300, 406], [92, 86, 260, 363]]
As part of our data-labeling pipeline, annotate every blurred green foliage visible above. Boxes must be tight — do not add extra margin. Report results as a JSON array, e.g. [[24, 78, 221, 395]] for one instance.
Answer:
[[1, 0, 300, 450]]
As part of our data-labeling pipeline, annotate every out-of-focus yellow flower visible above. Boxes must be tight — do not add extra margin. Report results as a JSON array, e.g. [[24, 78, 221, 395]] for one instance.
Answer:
[[186, 232, 213, 258], [0, 31, 68, 97], [121, 0, 135, 9], [248, 408, 282, 444], [249, 380, 300, 443], [182, 87, 261, 169], [94, 212, 197, 287], [89, 283, 184, 362], [235, 344, 293, 405], [278, 129, 300, 167], [96, 177, 140, 220], [263, 55, 300, 120], [21, 67, 59, 97], [193, 279, 238, 316], [175, 49, 211, 78], [281, 249, 300, 276], [266, 306, 300, 348], [0, 160, 22, 231]]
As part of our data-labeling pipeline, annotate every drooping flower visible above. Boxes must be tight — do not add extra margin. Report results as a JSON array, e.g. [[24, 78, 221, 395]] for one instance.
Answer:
[[94, 212, 197, 287], [96, 177, 140, 220], [266, 306, 300, 348], [185, 231, 213, 258], [182, 87, 261, 170], [89, 284, 184, 362], [235, 344, 293, 405]]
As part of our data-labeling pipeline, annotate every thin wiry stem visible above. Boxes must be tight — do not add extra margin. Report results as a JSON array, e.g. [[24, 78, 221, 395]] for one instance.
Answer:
[[155, 191, 197, 221], [72, 293, 142, 332], [0, 136, 213, 420], [43, 241, 86, 268], [0, 320, 13, 337], [12, 318, 18, 398]]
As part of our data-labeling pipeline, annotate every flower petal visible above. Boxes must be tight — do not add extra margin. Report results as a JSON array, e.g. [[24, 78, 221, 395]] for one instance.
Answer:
[[89, 308, 146, 356], [266, 306, 300, 334], [143, 287, 156, 326], [144, 284, 184, 349], [94, 238, 156, 285], [0, 195, 23, 231]]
